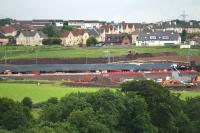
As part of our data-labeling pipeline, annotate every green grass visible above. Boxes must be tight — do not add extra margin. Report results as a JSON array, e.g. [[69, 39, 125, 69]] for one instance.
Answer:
[[0, 81, 101, 103], [0, 45, 199, 60], [175, 91, 200, 100], [1, 80, 200, 103]]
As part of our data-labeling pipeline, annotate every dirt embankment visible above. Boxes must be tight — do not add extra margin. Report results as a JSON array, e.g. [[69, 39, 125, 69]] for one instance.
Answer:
[[0, 52, 184, 65]]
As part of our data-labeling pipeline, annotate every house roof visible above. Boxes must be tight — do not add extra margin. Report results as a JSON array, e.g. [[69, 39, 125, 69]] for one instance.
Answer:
[[85, 29, 100, 36], [0, 32, 7, 38], [71, 29, 85, 36], [100, 25, 114, 32], [138, 31, 180, 41], [20, 31, 46, 38], [61, 31, 70, 37], [120, 22, 134, 29], [0, 25, 15, 33], [61, 29, 85, 37], [105, 33, 132, 43]]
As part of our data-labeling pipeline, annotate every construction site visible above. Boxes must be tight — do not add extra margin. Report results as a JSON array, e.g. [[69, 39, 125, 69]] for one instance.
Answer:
[[0, 51, 200, 90]]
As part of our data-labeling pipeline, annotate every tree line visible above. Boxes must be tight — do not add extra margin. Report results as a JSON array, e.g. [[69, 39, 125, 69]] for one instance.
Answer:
[[0, 81, 200, 133]]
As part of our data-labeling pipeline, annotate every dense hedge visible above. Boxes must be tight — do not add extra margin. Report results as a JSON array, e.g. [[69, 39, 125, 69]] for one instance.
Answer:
[[42, 38, 62, 45]]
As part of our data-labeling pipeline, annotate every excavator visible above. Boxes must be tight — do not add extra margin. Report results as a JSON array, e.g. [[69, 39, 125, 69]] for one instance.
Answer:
[[162, 64, 200, 88]]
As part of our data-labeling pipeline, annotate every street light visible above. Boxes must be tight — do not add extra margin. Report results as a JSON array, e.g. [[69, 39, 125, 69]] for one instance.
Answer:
[[104, 50, 111, 64]]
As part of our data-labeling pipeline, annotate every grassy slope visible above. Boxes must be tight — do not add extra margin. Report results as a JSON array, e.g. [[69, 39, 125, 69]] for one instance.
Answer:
[[0, 82, 101, 103], [0, 45, 199, 59], [175, 91, 200, 100], [1, 81, 200, 103]]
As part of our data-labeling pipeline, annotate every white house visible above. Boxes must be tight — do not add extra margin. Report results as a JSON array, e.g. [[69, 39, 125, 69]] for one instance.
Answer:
[[136, 31, 181, 46]]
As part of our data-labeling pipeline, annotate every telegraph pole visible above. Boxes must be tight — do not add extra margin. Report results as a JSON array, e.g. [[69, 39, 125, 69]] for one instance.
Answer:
[[4, 45, 7, 65]]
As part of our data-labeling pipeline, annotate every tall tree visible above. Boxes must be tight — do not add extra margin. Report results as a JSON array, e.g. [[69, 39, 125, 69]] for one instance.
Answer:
[[181, 29, 187, 43], [86, 36, 98, 47], [42, 24, 59, 37]]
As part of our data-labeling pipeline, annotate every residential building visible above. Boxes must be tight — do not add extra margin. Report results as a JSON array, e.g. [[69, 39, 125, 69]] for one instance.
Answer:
[[0, 25, 17, 37], [0, 32, 9, 45], [189, 36, 200, 45], [61, 29, 85, 46], [16, 31, 46, 46], [105, 33, 132, 45], [68, 20, 106, 29], [118, 22, 135, 34], [31, 19, 64, 28], [68, 20, 85, 28], [136, 31, 181, 46], [83, 28, 103, 44], [84, 20, 106, 29]]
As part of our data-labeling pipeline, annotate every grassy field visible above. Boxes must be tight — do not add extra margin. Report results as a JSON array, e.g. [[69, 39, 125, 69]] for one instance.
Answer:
[[175, 91, 200, 100], [0, 81, 102, 103], [0, 81, 200, 103], [0, 45, 199, 60]]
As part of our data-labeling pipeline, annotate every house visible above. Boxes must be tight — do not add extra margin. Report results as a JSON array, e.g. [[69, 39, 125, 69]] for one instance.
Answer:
[[189, 36, 200, 45], [61, 29, 85, 46], [151, 20, 200, 33], [0, 32, 9, 45], [118, 22, 135, 34], [84, 21, 106, 29], [31, 19, 64, 28], [105, 33, 132, 45], [68, 20, 106, 29], [136, 31, 181, 46], [68, 20, 85, 28], [16, 31, 46, 46], [83, 29, 103, 44], [0, 25, 17, 37], [61, 28, 104, 46]]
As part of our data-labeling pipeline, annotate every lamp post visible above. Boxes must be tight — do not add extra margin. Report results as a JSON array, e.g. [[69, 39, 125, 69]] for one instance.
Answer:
[[104, 50, 111, 64]]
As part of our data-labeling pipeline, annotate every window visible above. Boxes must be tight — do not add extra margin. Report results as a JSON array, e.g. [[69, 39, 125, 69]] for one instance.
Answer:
[[150, 36, 156, 40], [162, 36, 169, 39]]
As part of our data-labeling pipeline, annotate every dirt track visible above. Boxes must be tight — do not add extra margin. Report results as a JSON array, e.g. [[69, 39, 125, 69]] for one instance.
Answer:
[[0, 52, 191, 65]]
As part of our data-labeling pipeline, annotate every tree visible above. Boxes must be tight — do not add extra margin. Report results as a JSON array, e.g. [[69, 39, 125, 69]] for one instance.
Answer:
[[86, 36, 98, 47], [184, 97, 200, 132], [47, 97, 58, 104], [42, 24, 59, 37], [0, 98, 32, 130], [2, 111, 29, 130], [61, 25, 73, 32], [121, 81, 193, 133], [181, 29, 187, 43], [0, 18, 12, 26], [22, 97, 33, 109]]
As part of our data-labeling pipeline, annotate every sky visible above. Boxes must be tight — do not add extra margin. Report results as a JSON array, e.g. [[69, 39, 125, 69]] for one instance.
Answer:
[[0, 0, 200, 23]]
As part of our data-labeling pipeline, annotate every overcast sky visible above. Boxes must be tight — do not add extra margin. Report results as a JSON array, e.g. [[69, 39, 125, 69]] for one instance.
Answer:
[[0, 0, 199, 23]]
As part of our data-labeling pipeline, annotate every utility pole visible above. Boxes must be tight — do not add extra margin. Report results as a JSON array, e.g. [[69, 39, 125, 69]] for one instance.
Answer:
[[86, 54, 88, 64], [35, 48, 38, 65], [4, 45, 7, 65], [104, 50, 111, 64], [180, 10, 188, 22]]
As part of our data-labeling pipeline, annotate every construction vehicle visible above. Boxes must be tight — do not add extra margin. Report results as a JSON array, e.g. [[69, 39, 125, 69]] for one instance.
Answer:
[[3, 70, 12, 75], [161, 64, 195, 88]]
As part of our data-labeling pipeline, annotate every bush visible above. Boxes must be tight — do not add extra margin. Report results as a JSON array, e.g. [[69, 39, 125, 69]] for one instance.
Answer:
[[22, 97, 33, 109], [86, 36, 98, 47], [42, 38, 61, 45], [47, 97, 58, 104]]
